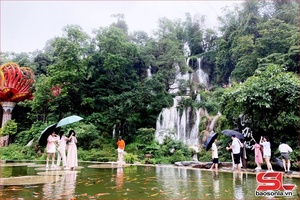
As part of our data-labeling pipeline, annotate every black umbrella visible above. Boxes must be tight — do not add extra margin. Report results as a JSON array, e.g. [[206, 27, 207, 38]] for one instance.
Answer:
[[222, 129, 244, 140], [38, 124, 60, 146], [206, 132, 219, 151]]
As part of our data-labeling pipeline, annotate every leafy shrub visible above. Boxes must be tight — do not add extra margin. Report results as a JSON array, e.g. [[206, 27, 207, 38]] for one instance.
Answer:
[[142, 158, 156, 164], [77, 148, 116, 162], [199, 116, 208, 132], [155, 157, 171, 164], [71, 123, 101, 150], [1, 120, 18, 136], [124, 153, 138, 164], [197, 149, 212, 162], [169, 150, 187, 163], [125, 143, 139, 155], [14, 121, 55, 146], [0, 144, 24, 160], [134, 128, 155, 144]]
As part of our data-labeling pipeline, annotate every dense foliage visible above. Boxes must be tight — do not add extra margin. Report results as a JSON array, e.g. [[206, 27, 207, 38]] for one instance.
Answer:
[[1, 0, 299, 165]]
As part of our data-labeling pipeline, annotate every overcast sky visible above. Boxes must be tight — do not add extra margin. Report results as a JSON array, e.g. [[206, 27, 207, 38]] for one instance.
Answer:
[[1, 1, 240, 53]]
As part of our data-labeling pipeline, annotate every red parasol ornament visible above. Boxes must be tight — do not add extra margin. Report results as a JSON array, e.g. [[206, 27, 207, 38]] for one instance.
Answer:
[[0, 62, 35, 146]]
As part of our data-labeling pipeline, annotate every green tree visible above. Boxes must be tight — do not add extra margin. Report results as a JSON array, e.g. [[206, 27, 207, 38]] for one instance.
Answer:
[[90, 25, 144, 135], [215, 0, 299, 85], [31, 75, 53, 122], [46, 25, 92, 118], [184, 13, 206, 56], [221, 65, 299, 142]]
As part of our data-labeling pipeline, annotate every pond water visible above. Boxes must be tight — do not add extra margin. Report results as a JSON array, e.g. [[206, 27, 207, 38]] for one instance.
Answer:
[[0, 161, 299, 200]]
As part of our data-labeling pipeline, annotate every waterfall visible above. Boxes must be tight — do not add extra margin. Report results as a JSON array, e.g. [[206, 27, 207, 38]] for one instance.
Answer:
[[147, 66, 152, 78], [155, 96, 201, 147], [194, 57, 209, 88], [155, 97, 181, 143], [195, 94, 201, 102], [112, 124, 116, 138], [186, 57, 191, 66], [169, 63, 190, 94], [154, 56, 212, 152], [208, 112, 221, 132]]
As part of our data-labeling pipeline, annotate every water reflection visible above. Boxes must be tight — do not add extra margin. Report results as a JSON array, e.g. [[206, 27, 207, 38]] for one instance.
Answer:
[[116, 166, 124, 189], [42, 171, 77, 199], [212, 171, 220, 197], [156, 167, 204, 199], [1, 162, 299, 199], [233, 172, 244, 200]]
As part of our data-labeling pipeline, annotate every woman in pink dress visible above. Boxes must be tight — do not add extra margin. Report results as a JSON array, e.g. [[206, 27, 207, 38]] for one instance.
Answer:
[[254, 143, 263, 170], [46, 131, 58, 168], [66, 130, 78, 170]]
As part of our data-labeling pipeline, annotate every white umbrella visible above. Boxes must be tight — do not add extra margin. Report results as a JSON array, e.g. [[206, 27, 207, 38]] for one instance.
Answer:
[[56, 115, 83, 128]]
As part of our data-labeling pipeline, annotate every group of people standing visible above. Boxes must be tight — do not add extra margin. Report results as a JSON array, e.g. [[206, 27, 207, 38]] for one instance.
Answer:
[[46, 130, 78, 170], [255, 136, 293, 173], [210, 134, 293, 173]]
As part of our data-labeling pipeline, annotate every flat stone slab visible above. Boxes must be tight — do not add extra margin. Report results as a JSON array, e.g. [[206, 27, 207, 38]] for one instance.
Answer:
[[34, 166, 84, 171], [37, 170, 79, 176], [0, 163, 36, 167], [27, 164, 45, 168], [0, 175, 60, 185], [88, 164, 123, 169]]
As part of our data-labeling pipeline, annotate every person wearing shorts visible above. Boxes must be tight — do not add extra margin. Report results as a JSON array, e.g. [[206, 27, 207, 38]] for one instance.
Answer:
[[210, 138, 219, 170], [260, 136, 273, 172], [278, 140, 293, 173], [226, 135, 242, 172], [46, 131, 58, 168]]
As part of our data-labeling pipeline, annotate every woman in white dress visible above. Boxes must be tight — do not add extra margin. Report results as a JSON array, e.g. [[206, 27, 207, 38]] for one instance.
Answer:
[[56, 131, 70, 169]]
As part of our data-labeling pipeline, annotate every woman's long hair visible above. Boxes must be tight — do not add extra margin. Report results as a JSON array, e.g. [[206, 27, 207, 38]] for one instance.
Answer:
[[67, 130, 76, 143], [59, 131, 65, 139], [68, 130, 76, 137], [264, 136, 270, 142]]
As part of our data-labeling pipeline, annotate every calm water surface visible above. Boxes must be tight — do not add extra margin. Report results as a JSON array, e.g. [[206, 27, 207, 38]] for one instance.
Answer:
[[0, 161, 299, 200]]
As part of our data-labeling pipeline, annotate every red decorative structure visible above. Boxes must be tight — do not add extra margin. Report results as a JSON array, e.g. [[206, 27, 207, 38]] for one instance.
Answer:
[[0, 62, 35, 146]]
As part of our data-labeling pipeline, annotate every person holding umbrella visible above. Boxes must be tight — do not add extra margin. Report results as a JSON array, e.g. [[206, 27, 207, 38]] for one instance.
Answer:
[[210, 137, 219, 170], [226, 135, 243, 172], [46, 131, 59, 168], [66, 130, 78, 170]]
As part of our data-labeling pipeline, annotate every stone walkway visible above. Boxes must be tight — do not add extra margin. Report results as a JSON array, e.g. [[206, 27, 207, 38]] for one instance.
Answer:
[[173, 161, 300, 178]]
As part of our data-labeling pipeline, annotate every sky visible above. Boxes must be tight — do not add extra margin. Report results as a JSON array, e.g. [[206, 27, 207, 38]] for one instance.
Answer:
[[1, 1, 240, 53]]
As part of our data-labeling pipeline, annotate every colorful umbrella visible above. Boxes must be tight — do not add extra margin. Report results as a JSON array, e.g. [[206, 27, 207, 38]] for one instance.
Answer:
[[56, 115, 83, 128]]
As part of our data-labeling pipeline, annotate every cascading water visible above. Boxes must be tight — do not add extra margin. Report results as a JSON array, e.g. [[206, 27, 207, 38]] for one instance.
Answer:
[[147, 66, 152, 78], [193, 57, 209, 88], [169, 63, 190, 94], [154, 96, 202, 147], [154, 56, 215, 157]]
